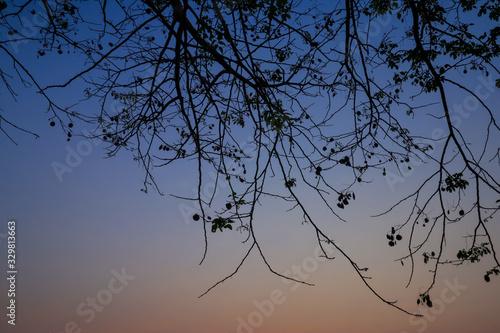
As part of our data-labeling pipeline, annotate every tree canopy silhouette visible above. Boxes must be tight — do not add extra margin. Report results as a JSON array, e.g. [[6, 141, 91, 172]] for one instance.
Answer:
[[1, 0, 500, 316]]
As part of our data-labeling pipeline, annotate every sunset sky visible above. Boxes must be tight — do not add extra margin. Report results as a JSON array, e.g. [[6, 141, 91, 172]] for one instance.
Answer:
[[1, 78, 499, 333], [1, 1, 500, 333]]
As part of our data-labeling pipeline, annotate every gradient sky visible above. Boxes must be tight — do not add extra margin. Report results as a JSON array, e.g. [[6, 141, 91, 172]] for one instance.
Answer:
[[1, 1, 500, 333]]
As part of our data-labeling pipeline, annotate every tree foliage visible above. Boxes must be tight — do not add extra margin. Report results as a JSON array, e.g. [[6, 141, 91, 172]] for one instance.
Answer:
[[1, 0, 500, 316]]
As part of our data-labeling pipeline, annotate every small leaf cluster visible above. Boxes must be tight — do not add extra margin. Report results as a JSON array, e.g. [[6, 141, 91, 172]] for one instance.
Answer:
[[275, 47, 292, 62], [211, 217, 234, 233], [484, 267, 500, 282], [417, 293, 433, 307], [262, 103, 291, 131], [456, 243, 491, 263], [338, 156, 351, 167], [386, 227, 402, 247], [337, 192, 355, 209], [442, 173, 469, 192], [422, 251, 436, 264], [284, 178, 296, 189], [369, 0, 399, 16]]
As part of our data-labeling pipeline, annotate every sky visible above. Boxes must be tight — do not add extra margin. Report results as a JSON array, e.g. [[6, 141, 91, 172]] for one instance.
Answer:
[[1, 1, 500, 333]]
